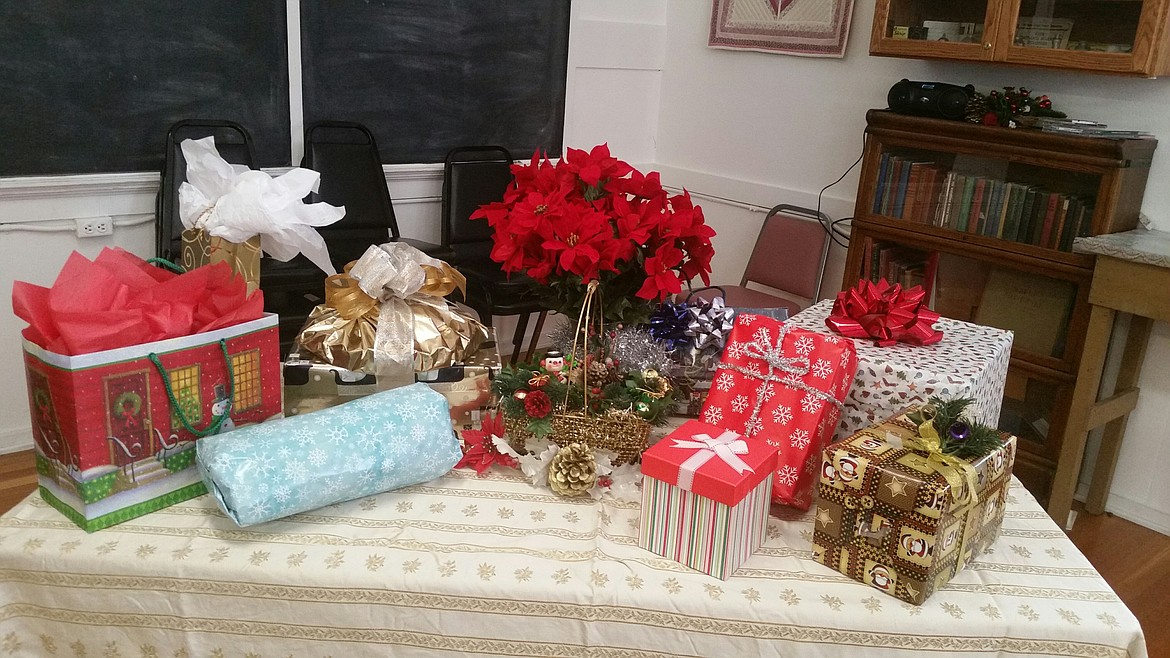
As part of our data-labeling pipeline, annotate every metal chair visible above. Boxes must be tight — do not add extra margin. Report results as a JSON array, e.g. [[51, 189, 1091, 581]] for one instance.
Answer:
[[301, 121, 454, 268], [691, 204, 832, 313], [262, 121, 459, 355], [155, 119, 255, 263], [442, 145, 548, 364]]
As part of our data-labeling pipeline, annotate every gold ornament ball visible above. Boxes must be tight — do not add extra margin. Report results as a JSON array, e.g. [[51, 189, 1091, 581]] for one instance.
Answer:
[[643, 368, 659, 384], [547, 442, 598, 497]]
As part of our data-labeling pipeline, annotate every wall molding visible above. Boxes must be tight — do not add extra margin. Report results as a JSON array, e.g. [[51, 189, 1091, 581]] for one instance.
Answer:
[[0, 172, 159, 201], [0, 426, 32, 456]]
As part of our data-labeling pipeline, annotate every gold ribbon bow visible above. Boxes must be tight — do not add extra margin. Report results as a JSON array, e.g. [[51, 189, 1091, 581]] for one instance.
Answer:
[[902, 411, 981, 509], [326, 262, 467, 321], [296, 243, 485, 382]]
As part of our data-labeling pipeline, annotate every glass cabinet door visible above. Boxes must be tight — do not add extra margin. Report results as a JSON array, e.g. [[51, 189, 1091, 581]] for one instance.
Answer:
[[1004, 0, 1165, 73], [873, 0, 999, 59], [856, 242, 1083, 369], [1013, 0, 1141, 53], [863, 144, 1103, 257]]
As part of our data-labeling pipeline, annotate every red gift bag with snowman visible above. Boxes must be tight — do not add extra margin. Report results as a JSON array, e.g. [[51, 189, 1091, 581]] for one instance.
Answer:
[[700, 314, 857, 509]]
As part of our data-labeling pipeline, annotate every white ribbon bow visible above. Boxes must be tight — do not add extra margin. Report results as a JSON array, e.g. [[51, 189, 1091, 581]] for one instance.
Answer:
[[671, 429, 754, 492], [348, 242, 451, 389]]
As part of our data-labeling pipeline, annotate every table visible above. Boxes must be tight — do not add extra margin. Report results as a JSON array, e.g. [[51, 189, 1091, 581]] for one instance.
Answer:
[[1049, 229, 1170, 527], [0, 470, 1146, 657]]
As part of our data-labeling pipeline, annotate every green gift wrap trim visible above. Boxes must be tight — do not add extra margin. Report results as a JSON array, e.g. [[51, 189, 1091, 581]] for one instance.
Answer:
[[39, 482, 207, 533]]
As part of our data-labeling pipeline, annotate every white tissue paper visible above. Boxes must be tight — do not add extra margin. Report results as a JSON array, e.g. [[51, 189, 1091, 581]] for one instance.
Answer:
[[178, 136, 346, 276]]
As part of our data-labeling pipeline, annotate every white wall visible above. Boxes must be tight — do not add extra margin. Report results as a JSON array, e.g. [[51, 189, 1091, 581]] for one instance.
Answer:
[[652, 0, 1170, 533]]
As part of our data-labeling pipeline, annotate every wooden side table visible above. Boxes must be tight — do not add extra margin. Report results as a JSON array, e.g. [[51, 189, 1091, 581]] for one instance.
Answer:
[[1048, 229, 1170, 528]]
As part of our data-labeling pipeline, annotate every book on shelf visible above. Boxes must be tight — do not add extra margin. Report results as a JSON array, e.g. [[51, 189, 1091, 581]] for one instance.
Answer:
[[934, 171, 956, 227], [1037, 191, 1061, 248], [865, 242, 939, 300], [974, 268, 1075, 358], [968, 177, 987, 234], [869, 154, 1094, 253]]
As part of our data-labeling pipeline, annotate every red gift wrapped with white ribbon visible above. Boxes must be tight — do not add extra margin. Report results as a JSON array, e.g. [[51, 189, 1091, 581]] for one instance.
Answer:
[[700, 314, 858, 510]]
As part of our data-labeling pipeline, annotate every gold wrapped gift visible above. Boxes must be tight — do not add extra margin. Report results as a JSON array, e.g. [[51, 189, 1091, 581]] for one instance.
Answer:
[[295, 243, 489, 386], [180, 228, 262, 295]]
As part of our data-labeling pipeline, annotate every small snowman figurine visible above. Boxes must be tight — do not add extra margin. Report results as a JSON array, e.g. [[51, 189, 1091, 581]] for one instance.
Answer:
[[541, 349, 566, 381]]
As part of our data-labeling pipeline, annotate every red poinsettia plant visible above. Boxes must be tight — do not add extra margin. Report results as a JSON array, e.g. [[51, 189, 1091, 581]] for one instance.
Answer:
[[471, 144, 715, 323]]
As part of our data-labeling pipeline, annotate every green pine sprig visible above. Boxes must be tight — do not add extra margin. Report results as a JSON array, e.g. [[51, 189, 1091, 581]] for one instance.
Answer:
[[906, 396, 1004, 461], [494, 361, 677, 432]]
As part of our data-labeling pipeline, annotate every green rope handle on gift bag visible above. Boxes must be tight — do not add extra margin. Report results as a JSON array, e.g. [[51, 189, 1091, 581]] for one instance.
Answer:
[[148, 339, 235, 438], [146, 257, 186, 274]]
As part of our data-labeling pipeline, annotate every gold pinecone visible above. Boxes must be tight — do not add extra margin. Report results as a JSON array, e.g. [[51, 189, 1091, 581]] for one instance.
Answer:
[[964, 92, 989, 124], [548, 442, 598, 497], [587, 359, 610, 383]]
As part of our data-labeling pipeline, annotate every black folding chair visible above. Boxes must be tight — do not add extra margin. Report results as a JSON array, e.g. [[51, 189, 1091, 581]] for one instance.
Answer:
[[155, 119, 255, 263], [442, 145, 547, 364]]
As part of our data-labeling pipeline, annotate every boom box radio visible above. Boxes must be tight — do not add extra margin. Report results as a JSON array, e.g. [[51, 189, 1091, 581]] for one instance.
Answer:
[[887, 79, 974, 120]]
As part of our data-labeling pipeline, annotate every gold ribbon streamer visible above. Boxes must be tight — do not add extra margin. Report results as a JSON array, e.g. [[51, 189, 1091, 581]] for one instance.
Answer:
[[324, 263, 380, 322], [324, 260, 467, 322]]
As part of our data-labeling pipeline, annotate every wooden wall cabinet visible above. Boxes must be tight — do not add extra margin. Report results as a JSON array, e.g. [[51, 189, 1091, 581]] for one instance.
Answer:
[[844, 109, 1156, 502], [871, 0, 1170, 77]]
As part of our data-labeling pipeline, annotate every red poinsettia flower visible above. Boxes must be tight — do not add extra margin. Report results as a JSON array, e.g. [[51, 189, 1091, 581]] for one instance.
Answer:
[[562, 143, 633, 188], [637, 243, 685, 300], [454, 412, 516, 476], [541, 205, 612, 282], [471, 144, 715, 322]]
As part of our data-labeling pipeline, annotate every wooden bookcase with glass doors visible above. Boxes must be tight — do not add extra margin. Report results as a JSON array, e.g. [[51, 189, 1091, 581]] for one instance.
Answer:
[[871, 0, 1170, 76], [843, 109, 1156, 503]]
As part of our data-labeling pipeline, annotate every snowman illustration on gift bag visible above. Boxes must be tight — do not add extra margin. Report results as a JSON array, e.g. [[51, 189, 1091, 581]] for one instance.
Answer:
[[209, 383, 235, 434]]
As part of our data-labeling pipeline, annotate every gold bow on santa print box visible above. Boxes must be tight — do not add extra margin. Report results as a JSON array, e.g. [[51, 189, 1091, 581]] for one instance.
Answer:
[[812, 408, 1017, 605]]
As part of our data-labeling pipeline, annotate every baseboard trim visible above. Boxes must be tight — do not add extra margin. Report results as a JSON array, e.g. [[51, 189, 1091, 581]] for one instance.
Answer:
[[0, 426, 33, 456], [1076, 482, 1170, 536]]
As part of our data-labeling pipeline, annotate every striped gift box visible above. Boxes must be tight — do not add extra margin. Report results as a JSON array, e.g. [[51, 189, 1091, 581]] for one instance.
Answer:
[[639, 420, 779, 580]]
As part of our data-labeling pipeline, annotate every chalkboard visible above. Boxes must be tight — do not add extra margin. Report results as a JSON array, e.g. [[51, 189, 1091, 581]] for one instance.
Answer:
[[301, 0, 569, 164], [0, 1, 290, 176]]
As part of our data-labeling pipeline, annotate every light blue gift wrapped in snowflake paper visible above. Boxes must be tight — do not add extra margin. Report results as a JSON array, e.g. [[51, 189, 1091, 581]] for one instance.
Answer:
[[197, 383, 460, 526]]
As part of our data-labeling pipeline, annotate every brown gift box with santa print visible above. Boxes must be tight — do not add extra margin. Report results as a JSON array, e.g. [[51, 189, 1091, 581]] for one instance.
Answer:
[[812, 408, 1017, 605]]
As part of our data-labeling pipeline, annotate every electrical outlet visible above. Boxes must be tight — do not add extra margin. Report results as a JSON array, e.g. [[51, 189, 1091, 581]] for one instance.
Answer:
[[75, 216, 113, 238]]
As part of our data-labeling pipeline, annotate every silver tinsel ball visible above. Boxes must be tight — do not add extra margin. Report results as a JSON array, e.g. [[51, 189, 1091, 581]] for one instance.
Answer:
[[608, 327, 677, 376], [548, 318, 676, 377]]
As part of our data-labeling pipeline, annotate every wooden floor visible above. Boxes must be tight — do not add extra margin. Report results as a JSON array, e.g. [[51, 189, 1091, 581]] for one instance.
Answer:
[[2, 448, 1168, 653]]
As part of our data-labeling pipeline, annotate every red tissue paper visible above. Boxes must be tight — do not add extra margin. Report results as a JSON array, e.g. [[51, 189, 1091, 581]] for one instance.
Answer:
[[12, 248, 264, 355], [826, 278, 943, 347]]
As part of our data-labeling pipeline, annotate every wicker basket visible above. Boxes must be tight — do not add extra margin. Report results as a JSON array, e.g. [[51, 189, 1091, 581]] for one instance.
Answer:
[[502, 280, 652, 465], [504, 409, 650, 466]]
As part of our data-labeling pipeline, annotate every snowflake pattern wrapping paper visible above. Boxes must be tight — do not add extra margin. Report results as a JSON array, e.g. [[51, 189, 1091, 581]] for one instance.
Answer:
[[197, 383, 460, 526], [701, 314, 857, 510], [786, 300, 1013, 440]]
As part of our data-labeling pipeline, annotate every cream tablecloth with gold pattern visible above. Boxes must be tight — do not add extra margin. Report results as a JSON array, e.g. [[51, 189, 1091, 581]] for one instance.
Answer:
[[0, 471, 1146, 658]]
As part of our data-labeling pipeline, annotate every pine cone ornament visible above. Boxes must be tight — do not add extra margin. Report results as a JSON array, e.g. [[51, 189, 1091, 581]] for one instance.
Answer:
[[964, 92, 989, 124], [587, 358, 610, 383], [548, 442, 598, 497]]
